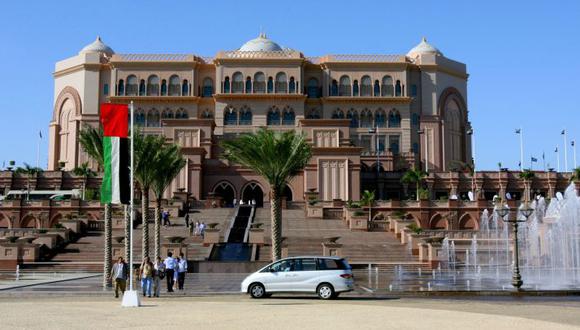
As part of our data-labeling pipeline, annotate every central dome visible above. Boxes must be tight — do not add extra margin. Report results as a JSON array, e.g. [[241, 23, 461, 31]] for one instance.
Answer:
[[239, 33, 283, 52]]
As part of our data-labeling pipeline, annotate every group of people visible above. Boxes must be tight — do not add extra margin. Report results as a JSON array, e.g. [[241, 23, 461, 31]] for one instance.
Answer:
[[109, 251, 188, 299], [190, 221, 206, 238]]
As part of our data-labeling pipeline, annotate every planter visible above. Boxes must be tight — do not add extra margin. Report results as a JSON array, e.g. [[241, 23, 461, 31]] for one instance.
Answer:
[[203, 228, 220, 244], [349, 216, 368, 231], [164, 236, 186, 244], [248, 228, 264, 244]]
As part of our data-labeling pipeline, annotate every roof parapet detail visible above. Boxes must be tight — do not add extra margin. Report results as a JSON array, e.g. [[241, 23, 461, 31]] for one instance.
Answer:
[[319, 54, 407, 63], [216, 50, 302, 59], [111, 54, 197, 62]]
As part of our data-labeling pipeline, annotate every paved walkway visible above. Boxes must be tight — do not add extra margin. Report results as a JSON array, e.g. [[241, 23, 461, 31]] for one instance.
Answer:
[[1, 295, 579, 329]]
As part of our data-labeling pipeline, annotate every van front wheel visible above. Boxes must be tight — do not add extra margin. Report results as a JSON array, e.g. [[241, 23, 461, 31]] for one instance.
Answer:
[[249, 283, 266, 298]]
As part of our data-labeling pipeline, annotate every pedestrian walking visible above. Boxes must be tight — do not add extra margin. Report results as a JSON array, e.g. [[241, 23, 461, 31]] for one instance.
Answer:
[[177, 252, 188, 290], [173, 255, 180, 291], [164, 252, 176, 293], [109, 257, 129, 298], [200, 222, 206, 238], [153, 256, 165, 297], [184, 213, 190, 228], [165, 210, 172, 226], [139, 256, 153, 298]]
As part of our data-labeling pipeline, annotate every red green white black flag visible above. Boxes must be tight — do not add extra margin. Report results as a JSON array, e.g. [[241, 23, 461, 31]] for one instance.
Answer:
[[100, 103, 130, 205]]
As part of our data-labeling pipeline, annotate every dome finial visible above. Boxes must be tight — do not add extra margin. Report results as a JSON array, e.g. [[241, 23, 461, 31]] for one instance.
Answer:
[[421, 36, 427, 43]]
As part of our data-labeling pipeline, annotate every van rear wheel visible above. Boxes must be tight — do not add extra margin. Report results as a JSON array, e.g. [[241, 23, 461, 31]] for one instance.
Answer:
[[317, 283, 335, 300], [249, 283, 266, 298]]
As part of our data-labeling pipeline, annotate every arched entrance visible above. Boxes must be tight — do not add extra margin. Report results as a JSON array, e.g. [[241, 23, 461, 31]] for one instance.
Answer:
[[214, 182, 235, 207], [459, 214, 478, 230], [241, 182, 264, 207], [21, 215, 38, 229], [429, 214, 448, 230], [283, 185, 293, 202], [0, 214, 10, 229]]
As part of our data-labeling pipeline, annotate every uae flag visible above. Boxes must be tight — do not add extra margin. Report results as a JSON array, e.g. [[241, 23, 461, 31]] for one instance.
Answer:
[[100, 103, 130, 204]]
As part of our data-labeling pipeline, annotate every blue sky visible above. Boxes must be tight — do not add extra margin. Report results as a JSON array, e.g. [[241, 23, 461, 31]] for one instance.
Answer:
[[0, 0, 579, 171]]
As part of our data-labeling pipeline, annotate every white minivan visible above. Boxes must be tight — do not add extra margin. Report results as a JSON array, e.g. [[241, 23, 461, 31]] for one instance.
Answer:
[[241, 256, 354, 300]]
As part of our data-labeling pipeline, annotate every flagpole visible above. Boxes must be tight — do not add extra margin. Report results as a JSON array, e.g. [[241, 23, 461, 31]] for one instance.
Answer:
[[129, 100, 134, 292], [36, 131, 41, 169], [556, 147, 560, 172], [519, 127, 524, 172], [563, 129, 568, 172], [573, 140, 577, 169]]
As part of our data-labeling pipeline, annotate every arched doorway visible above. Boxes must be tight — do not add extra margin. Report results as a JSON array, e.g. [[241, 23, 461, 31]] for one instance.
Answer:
[[429, 214, 448, 230], [0, 214, 10, 229], [21, 215, 38, 229], [214, 182, 235, 207], [459, 214, 477, 230], [283, 185, 293, 202], [241, 182, 264, 207]]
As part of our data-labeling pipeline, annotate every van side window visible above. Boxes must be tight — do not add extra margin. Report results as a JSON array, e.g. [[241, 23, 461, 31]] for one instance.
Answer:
[[294, 258, 317, 271], [317, 258, 347, 270]]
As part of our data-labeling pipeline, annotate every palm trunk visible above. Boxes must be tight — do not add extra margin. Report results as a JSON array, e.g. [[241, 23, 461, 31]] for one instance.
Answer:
[[141, 189, 150, 260], [154, 199, 161, 262], [82, 179, 86, 200], [416, 182, 420, 201], [103, 203, 112, 288], [124, 204, 130, 262], [270, 188, 282, 261]]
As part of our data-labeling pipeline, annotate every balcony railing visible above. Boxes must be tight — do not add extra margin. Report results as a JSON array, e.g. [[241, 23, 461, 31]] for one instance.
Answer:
[[338, 85, 351, 96], [168, 85, 181, 96], [231, 82, 244, 93], [253, 82, 266, 93], [147, 85, 159, 96], [360, 85, 372, 96], [125, 85, 138, 96], [275, 83, 287, 93]]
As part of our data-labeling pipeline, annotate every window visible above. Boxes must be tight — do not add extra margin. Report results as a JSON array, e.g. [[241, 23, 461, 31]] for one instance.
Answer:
[[360, 76, 372, 96], [175, 108, 188, 119], [307, 108, 321, 119], [161, 109, 174, 119], [413, 142, 419, 154], [267, 259, 295, 272], [381, 75, 393, 96], [360, 109, 373, 128], [331, 109, 345, 119], [375, 109, 386, 128], [411, 113, 419, 126], [118, 79, 125, 96], [294, 258, 317, 271], [267, 107, 280, 125], [103, 83, 109, 96], [346, 109, 359, 128], [254, 72, 266, 93], [282, 107, 295, 125], [395, 80, 402, 96], [411, 84, 417, 97], [389, 135, 400, 155], [201, 109, 213, 118], [317, 258, 349, 270], [169, 75, 180, 96], [378, 135, 386, 153], [239, 106, 252, 125], [338, 75, 351, 96], [267, 77, 274, 93], [224, 107, 237, 125], [232, 72, 244, 93], [330, 80, 338, 96], [139, 79, 146, 96], [388, 110, 401, 128], [182, 79, 189, 96], [275, 72, 287, 93], [146, 109, 160, 127], [202, 78, 213, 97], [223, 77, 230, 93], [374, 80, 380, 96], [160, 79, 167, 96], [289, 77, 296, 93], [147, 75, 159, 96], [245, 77, 252, 93], [126, 75, 138, 96], [352, 80, 359, 96], [135, 109, 145, 126], [307, 78, 319, 98]]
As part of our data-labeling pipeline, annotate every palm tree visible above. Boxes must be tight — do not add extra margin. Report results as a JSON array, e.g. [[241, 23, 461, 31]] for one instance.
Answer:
[[72, 162, 96, 200], [360, 190, 375, 222], [134, 133, 166, 260], [401, 167, 428, 201], [15, 163, 43, 201], [519, 169, 535, 202], [571, 167, 580, 182], [151, 143, 186, 261], [78, 125, 112, 288], [222, 129, 312, 261]]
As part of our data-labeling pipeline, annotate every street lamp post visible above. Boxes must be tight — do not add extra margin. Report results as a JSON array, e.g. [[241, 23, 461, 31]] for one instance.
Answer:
[[467, 128, 475, 196], [495, 202, 534, 290]]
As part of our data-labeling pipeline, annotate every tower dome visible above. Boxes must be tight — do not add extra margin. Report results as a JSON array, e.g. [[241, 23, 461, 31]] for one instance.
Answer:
[[407, 37, 442, 57], [239, 33, 283, 52], [79, 36, 115, 56]]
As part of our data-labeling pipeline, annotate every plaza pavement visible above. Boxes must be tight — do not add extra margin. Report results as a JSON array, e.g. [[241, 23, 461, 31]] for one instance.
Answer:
[[1, 295, 580, 329]]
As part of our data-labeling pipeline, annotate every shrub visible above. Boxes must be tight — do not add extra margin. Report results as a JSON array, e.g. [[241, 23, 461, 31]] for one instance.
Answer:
[[353, 210, 365, 217], [418, 188, 430, 200], [308, 199, 318, 206], [407, 223, 423, 234]]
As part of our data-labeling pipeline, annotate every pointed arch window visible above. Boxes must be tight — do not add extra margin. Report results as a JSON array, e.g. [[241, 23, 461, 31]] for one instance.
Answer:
[[118, 79, 125, 96], [346, 109, 359, 128], [353, 80, 359, 96], [223, 77, 230, 93], [139, 79, 146, 96], [307, 108, 321, 119], [375, 109, 386, 128], [332, 109, 345, 119], [330, 79, 338, 96], [289, 77, 296, 93], [175, 108, 188, 119], [373, 80, 380, 96], [135, 109, 146, 126], [202, 78, 213, 97], [161, 109, 174, 119], [239, 106, 252, 125], [388, 110, 401, 128], [395, 80, 402, 96], [360, 109, 373, 128], [267, 77, 274, 93], [245, 77, 252, 93], [267, 107, 281, 125], [146, 109, 160, 127], [160, 79, 167, 96], [282, 107, 295, 125], [224, 107, 237, 125], [307, 78, 319, 98], [381, 75, 393, 96], [182, 79, 189, 96], [253, 72, 266, 93], [201, 109, 213, 119], [339, 75, 351, 96]]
